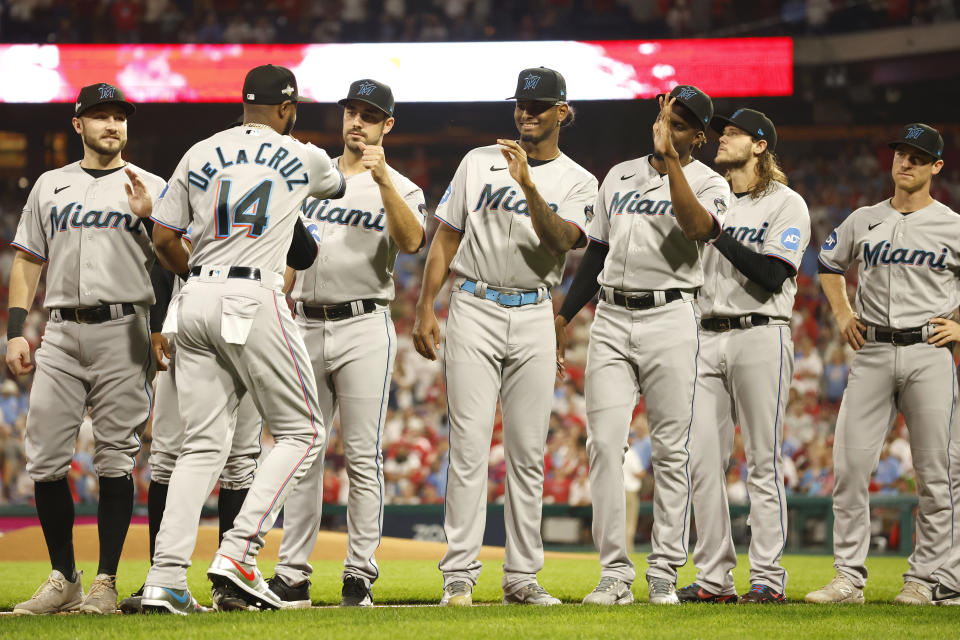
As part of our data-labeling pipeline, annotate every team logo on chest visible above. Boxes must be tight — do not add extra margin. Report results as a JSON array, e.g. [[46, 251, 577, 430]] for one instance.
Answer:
[[474, 183, 558, 217], [302, 198, 385, 231], [48, 202, 146, 237], [862, 241, 947, 270]]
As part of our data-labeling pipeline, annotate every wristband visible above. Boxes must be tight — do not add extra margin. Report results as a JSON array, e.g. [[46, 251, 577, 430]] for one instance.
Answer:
[[7, 307, 28, 339]]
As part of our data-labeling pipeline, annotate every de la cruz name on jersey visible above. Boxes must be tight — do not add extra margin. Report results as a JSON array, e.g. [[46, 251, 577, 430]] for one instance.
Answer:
[[185, 142, 310, 193]]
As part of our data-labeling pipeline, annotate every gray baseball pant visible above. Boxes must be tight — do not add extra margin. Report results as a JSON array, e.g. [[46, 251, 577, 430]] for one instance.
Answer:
[[275, 309, 396, 587], [585, 298, 699, 586]]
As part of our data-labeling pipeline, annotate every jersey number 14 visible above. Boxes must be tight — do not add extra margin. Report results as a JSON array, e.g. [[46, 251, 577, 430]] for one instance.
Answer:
[[214, 179, 272, 238]]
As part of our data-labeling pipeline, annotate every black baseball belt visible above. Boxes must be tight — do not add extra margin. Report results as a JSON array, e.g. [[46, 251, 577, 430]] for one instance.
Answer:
[[189, 266, 261, 282], [868, 325, 926, 346], [606, 289, 685, 310], [701, 315, 771, 332], [301, 300, 378, 322], [54, 303, 136, 324]]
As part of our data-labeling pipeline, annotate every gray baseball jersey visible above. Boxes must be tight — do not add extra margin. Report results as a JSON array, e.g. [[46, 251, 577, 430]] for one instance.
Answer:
[[589, 155, 729, 292], [699, 182, 810, 319], [152, 125, 344, 276], [292, 162, 425, 304], [818, 199, 960, 328], [435, 145, 597, 289], [12, 161, 165, 308]]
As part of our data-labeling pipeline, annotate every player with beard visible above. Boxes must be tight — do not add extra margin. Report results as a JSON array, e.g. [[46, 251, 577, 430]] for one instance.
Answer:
[[8, 83, 166, 615], [678, 108, 809, 604]]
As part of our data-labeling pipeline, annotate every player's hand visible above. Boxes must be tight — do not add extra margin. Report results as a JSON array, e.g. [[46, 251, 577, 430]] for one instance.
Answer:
[[836, 311, 866, 351], [151, 332, 171, 371], [927, 317, 960, 347], [5, 336, 33, 375], [497, 139, 533, 188], [555, 315, 569, 381], [652, 96, 680, 160], [412, 305, 441, 360], [125, 168, 153, 219], [358, 142, 390, 185]]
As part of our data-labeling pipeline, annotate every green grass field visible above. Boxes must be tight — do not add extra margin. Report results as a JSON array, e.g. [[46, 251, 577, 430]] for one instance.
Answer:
[[2, 555, 958, 638]]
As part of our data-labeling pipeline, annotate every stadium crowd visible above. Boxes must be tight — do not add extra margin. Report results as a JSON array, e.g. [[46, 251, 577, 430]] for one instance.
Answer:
[[0, 137, 958, 512], [2, 0, 958, 45]]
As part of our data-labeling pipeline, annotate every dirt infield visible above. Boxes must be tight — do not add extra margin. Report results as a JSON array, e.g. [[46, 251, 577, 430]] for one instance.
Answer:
[[0, 524, 587, 563]]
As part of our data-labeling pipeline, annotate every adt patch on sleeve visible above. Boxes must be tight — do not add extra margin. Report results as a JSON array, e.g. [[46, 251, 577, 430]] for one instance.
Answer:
[[822, 230, 838, 251], [439, 183, 452, 205], [780, 227, 802, 251]]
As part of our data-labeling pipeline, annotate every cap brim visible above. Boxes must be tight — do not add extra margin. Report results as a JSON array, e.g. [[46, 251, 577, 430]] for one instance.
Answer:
[[505, 95, 564, 102], [887, 140, 939, 158], [709, 115, 733, 136], [77, 100, 136, 116], [337, 96, 392, 116], [294, 95, 315, 103]]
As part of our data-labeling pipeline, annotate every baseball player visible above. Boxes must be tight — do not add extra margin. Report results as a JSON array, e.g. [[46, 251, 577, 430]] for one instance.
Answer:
[[556, 85, 729, 605], [6, 83, 165, 615], [266, 79, 426, 608], [413, 67, 597, 606], [807, 123, 959, 605], [678, 109, 809, 605], [136, 64, 345, 614]]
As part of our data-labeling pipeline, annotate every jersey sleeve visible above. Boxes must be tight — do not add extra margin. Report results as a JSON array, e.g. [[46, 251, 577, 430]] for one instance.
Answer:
[[759, 191, 811, 271], [695, 173, 731, 237], [11, 178, 48, 262], [404, 183, 429, 230], [152, 156, 191, 234], [554, 171, 599, 236], [433, 154, 469, 233], [586, 173, 612, 245], [818, 213, 856, 274], [304, 144, 345, 199]]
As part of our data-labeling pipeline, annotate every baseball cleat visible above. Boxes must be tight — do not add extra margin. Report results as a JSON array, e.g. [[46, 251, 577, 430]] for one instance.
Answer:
[[676, 582, 738, 604], [118, 584, 144, 614], [582, 577, 634, 605], [893, 581, 932, 605], [208, 553, 281, 610], [932, 583, 960, 606], [502, 582, 561, 606], [739, 584, 787, 604], [13, 569, 84, 615], [266, 575, 312, 609], [78, 573, 118, 614], [647, 577, 680, 605], [440, 580, 473, 606], [340, 575, 373, 607], [805, 573, 864, 604], [212, 582, 256, 611], [141, 585, 207, 615]]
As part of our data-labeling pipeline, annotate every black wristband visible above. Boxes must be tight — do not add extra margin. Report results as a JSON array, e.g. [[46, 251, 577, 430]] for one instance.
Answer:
[[7, 307, 28, 339]]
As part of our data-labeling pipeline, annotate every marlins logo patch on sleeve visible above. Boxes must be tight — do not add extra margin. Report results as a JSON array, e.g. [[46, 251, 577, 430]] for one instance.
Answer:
[[584, 204, 595, 223], [780, 227, 802, 251], [714, 197, 727, 215]]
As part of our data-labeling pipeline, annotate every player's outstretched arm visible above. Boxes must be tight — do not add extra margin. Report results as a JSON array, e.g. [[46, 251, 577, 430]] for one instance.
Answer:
[[654, 98, 718, 242], [413, 224, 462, 361], [5, 250, 44, 375], [359, 142, 424, 253], [153, 224, 189, 278], [498, 139, 582, 256], [820, 272, 865, 350]]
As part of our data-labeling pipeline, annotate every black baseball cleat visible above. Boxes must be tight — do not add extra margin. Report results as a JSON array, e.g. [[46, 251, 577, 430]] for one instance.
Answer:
[[341, 575, 374, 607], [740, 584, 787, 603], [676, 582, 738, 604], [266, 575, 312, 609], [118, 584, 145, 614], [212, 582, 253, 611], [931, 583, 960, 606]]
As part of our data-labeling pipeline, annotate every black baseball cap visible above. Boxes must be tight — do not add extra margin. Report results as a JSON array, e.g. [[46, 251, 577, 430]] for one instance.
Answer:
[[711, 108, 778, 151], [888, 123, 944, 160], [656, 85, 713, 131], [338, 79, 395, 117], [507, 67, 567, 103], [242, 65, 312, 104], [75, 83, 135, 116]]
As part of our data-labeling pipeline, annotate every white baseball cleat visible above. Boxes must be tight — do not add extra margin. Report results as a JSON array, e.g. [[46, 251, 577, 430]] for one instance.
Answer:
[[207, 553, 281, 610], [583, 577, 634, 605], [805, 573, 865, 604], [13, 570, 84, 615], [932, 583, 960, 605], [502, 583, 561, 606], [141, 585, 208, 615], [647, 577, 679, 605], [440, 580, 473, 606], [78, 573, 118, 614], [894, 581, 932, 605]]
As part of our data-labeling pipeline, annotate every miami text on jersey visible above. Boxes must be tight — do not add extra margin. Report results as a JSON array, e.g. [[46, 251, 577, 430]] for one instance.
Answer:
[[862, 241, 948, 270], [723, 222, 769, 244], [609, 191, 673, 217], [187, 144, 309, 193], [302, 198, 385, 231], [49, 202, 147, 237], [474, 184, 558, 216]]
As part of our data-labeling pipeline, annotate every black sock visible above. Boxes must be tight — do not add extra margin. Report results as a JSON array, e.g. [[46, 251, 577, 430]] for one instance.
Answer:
[[147, 480, 169, 564], [35, 479, 76, 580], [97, 475, 134, 576], [218, 487, 248, 545]]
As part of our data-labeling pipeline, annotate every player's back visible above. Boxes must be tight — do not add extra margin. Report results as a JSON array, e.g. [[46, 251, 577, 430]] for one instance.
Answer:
[[159, 125, 342, 276]]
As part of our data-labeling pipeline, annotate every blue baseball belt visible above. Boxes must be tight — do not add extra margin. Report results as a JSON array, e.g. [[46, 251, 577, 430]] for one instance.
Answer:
[[461, 279, 549, 307]]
